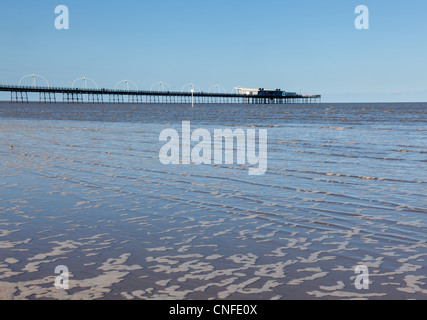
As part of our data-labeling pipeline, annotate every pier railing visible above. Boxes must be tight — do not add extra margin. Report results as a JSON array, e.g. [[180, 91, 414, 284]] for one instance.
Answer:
[[0, 84, 321, 104]]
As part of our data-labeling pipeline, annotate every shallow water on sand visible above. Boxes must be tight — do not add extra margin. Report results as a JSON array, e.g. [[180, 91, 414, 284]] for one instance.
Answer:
[[0, 102, 426, 300]]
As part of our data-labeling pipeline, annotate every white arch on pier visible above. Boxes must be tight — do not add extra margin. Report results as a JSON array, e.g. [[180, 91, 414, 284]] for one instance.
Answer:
[[208, 84, 226, 94], [181, 83, 201, 93], [115, 80, 139, 91], [231, 87, 241, 94], [150, 81, 172, 92], [72, 77, 98, 89], [19, 73, 50, 88]]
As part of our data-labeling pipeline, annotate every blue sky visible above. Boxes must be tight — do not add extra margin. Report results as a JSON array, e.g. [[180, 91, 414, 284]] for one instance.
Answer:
[[1, 0, 427, 102]]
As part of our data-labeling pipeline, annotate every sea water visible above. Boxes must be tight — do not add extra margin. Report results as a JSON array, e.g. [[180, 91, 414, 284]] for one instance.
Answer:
[[0, 102, 426, 299]]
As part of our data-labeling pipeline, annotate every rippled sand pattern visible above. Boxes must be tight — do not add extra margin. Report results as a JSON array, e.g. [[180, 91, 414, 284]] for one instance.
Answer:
[[0, 103, 426, 299]]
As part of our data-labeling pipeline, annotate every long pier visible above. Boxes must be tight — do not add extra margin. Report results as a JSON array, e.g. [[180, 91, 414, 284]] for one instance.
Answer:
[[0, 84, 321, 104]]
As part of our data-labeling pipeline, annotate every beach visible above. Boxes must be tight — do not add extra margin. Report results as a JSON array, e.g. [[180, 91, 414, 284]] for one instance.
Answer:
[[0, 102, 426, 300]]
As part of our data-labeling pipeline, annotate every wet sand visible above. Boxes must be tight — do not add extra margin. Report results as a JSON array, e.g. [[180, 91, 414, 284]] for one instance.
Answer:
[[0, 102, 426, 300]]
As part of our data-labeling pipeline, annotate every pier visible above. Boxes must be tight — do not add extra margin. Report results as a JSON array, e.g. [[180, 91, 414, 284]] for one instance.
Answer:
[[0, 84, 321, 105]]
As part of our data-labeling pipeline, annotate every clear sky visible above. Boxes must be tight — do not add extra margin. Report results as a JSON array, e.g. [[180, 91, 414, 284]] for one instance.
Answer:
[[1, 0, 427, 102]]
